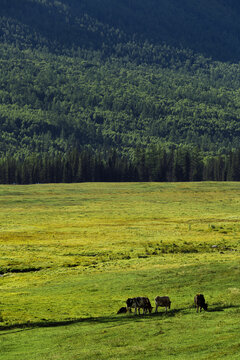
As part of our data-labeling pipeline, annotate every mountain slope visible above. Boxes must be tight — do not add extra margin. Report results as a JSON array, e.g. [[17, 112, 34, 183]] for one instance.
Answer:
[[1, 0, 240, 158], [1, 0, 240, 61], [76, 0, 240, 62]]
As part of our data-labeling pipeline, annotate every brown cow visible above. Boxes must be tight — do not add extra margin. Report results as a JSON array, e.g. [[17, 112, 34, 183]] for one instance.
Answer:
[[155, 296, 171, 313], [194, 294, 208, 312]]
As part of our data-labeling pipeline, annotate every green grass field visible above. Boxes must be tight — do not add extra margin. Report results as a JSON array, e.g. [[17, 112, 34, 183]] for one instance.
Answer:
[[0, 182, 240, 359]]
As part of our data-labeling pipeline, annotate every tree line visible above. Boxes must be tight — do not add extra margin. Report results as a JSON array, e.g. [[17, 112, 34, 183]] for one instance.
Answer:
[[1, 147, 240, 184]]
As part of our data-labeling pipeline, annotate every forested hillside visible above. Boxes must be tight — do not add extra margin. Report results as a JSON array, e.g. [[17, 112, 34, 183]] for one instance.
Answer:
[[2, 0, 240, 61], [1, 0, 240, 182]]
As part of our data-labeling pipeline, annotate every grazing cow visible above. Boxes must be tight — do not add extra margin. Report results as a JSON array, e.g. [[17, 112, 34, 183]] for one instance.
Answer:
[[194, 294, 208, 312], [126, 297, 152, 314], [117, 307, 128, 314], [155, 296, 171, 313]]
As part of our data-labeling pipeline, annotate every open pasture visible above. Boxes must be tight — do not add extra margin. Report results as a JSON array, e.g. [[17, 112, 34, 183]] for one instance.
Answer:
[[0, 182, 240, 359]]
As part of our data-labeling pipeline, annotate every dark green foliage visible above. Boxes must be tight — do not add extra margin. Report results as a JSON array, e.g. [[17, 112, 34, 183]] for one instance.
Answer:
[[1, 43, 240, 157], [0, 147, 239, 184], [2, 0, 240, 61], [1, 0, 240, 173]]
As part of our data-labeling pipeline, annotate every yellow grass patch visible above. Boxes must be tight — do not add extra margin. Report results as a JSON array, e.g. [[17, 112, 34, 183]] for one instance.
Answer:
[[0, 182, 240, 326]]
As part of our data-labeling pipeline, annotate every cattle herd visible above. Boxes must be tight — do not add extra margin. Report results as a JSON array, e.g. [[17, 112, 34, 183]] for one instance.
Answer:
[[117, 294, 208, 315]]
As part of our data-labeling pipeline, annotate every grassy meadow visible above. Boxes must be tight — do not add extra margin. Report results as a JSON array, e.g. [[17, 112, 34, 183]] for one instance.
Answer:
[[0, 182, 240, 359]]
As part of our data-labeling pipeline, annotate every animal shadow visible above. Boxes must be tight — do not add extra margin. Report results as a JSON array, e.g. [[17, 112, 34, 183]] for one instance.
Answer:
[[152, 308, 184, 317], [208, 304, 239, 312]]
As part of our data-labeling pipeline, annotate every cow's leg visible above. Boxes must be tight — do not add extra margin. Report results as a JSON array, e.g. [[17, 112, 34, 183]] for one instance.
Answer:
[[134, 306, 137, 315], [155, 305, 158, 313], [165, 306, 168, 313]]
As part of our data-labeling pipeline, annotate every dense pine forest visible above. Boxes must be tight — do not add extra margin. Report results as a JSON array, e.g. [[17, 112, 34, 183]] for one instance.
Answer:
[[1, 147, 240, 184], [1, 0, 240, 182]]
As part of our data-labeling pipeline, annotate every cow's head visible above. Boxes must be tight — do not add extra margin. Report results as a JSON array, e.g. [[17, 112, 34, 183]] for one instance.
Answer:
[[126, 298, 133, 310], [203, 303, 208, 311], [148, 305, 153, 313], [126, 298, 132, 306], [117, 307, 127, 314]]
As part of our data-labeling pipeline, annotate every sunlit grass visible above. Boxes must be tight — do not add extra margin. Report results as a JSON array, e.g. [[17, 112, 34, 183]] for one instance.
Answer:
[[0, 182, 240, 359], [1, 182, 240, 274]]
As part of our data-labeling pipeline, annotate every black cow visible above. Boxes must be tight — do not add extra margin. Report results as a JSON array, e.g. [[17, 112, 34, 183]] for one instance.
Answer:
[[126, 297, 152, 314], [117, 307, 128, 314], [194, 294, 208, 312]]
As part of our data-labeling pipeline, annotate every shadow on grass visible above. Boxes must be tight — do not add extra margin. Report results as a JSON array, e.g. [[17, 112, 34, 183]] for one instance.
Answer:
[[1, 305, 239, 333], [152, 308, 186, 317], [0, 308, 185, 333], [0, 316, 144, 333], [208, 304, 240, 312]]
